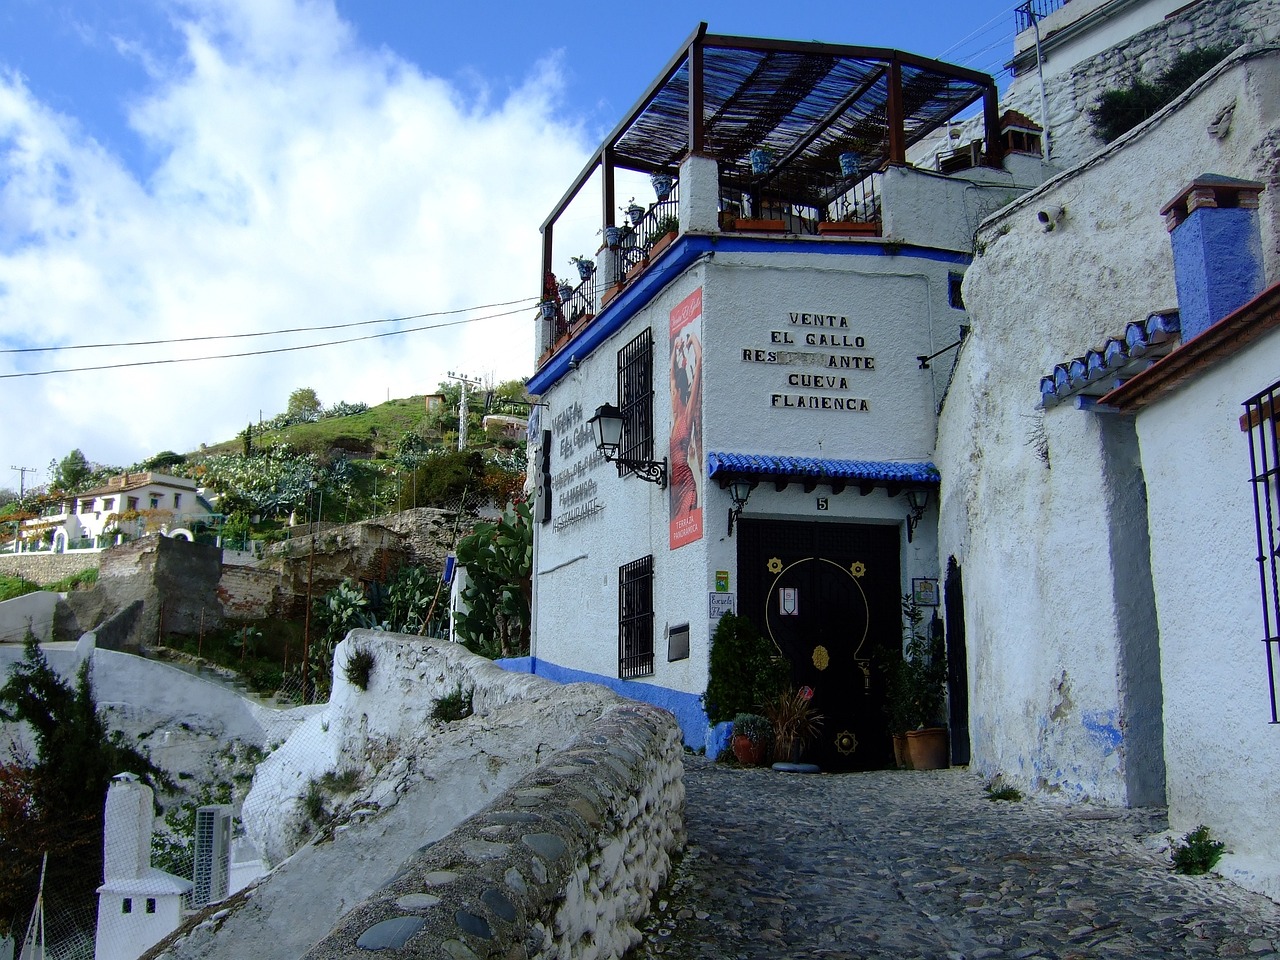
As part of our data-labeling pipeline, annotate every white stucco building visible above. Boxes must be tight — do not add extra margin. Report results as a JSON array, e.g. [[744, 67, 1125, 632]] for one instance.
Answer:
[[940, 44, 1280, 895], [17, 473, 214, 553], [518, 25, 1054, 769]]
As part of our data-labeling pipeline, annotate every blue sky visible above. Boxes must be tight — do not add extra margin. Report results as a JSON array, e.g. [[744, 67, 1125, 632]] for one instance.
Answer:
[[0, 0, 1021, 485]]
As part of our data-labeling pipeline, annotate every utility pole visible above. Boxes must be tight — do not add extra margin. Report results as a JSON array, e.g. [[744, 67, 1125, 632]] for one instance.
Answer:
[[1017, 0, 1053, 161], [10, 465, 37, 498], [446, 371, 482, 452]]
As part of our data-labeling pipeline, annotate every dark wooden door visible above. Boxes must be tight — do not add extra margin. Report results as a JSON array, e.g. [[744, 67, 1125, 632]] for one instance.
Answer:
[[737, 518, 901, 770]]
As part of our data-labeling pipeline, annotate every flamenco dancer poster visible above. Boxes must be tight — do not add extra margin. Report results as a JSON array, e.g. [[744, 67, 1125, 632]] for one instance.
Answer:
[[669, 287, 704, 549]]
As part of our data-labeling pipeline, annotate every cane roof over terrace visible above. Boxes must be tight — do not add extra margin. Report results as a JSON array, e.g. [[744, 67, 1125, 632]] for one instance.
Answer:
[[541, 23, 1002, 232]]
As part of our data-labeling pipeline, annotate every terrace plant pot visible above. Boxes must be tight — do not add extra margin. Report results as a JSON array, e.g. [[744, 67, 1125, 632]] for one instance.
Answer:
[[892, 733, 908, 769], [903, 727, 949, 770], [731, 734, 767, 766], [601, 281, 625, 308], [649, 230, 678, 259], [734, 218, 785, 232], [818, 221, 880, 236], [625, 257, 650, 282]]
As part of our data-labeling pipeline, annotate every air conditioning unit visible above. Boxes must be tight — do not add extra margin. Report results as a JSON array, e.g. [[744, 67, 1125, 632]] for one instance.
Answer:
[[192, 806, 232, 907]]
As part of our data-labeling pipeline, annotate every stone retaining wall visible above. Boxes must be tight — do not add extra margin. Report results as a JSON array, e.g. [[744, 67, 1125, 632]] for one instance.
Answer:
[[302, 699, 685, 960], [0, 552, 99, 585], [1004, 0, 1280, 167]]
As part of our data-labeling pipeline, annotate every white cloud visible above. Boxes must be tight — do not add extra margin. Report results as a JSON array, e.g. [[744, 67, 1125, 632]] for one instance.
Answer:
[[0, 0, 590, 485]]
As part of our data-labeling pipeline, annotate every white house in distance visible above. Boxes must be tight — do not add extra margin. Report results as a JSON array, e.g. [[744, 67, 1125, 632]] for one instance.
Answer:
[[94, 774, 192, 960], [16, 472, 214, 552], [938, 45, 1280, 896], [517, 24, 1055, 768]]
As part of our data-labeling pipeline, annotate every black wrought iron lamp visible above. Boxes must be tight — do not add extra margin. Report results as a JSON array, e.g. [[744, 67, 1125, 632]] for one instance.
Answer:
[[588, 403, 667, 487], [906, 489, 930, 543], [727, 478, 752, 536]]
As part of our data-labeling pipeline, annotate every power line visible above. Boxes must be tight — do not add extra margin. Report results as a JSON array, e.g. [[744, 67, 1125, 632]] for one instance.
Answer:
[[0, 303, 533, 380], [937, 3, 1019, 60], [0, 296, 538, 355]]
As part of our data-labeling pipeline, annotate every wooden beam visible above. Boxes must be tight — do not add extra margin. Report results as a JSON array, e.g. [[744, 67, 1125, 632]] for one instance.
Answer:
[[829, 480, 846, 496], [689, 32, 705, 156], [886, 59, 906, 165], [603, 146, 616, 229], [858, 482, 876, 496]]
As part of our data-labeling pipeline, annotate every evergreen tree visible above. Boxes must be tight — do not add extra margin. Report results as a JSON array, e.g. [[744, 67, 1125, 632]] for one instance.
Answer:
[[0, 636, 163, 938]]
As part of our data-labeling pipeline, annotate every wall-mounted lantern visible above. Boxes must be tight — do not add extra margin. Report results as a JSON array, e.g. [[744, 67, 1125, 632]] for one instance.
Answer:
[[588, 403, 667, 487], [906, 489, 930, 543], [727, 479, 753, 536]]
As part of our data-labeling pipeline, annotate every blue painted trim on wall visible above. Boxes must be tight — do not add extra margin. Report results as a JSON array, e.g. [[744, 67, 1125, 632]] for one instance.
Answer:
[[527, 234, 973, 396], [496, 656, 711, 750]]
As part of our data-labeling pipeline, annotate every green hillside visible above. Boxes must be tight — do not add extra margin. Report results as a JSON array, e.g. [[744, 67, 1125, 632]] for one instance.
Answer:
[[200, 396, 436, 460]]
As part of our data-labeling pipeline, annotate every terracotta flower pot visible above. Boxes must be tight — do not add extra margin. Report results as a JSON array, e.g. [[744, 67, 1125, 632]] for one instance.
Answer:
[[732, 734, 767, 766], [904, 727, 949, 770], [892, 733, 908, 769]]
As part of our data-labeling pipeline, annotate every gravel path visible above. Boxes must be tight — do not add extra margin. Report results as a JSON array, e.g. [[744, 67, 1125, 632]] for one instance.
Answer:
[[630, 757, 1280, 959]]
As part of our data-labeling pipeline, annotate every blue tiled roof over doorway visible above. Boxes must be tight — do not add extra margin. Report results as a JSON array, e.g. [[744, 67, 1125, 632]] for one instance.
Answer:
[[707, 452, 939, 483]]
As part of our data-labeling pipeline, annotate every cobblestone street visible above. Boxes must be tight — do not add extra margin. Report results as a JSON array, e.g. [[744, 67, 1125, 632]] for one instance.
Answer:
[[631, 757, 1280, 960]]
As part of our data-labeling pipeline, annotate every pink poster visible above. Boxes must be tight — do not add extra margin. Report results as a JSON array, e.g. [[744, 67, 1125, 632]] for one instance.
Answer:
[[669, 287, 704, 549]]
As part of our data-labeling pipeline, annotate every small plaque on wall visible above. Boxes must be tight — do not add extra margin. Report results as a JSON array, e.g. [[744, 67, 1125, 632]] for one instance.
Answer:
[[913, 577, 939, 606], [709, 593, 735, 622]]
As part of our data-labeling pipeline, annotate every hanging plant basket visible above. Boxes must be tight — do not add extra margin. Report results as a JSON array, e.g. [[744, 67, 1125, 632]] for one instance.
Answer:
[[538, 301, 558, 321], [650, 172, 674, 201], [839, 151, 862, 178], [626, 203, 645, 226], [573, 258, 595, 281], [750, 147, 774, 176], [604, 225, 624, 249], [557, 283, 574, 302]]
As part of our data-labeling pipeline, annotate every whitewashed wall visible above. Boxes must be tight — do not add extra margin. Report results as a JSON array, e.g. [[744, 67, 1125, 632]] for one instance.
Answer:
[[1135, 327, 1280, 900], [939, 49, 1280, 804], [534, 244, 963, 705]]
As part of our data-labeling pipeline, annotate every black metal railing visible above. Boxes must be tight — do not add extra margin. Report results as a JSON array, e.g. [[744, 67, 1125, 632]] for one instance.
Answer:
[[1015, 0, 1068, 33], [1245, 378, 1280, 723], [718, 168, 882, 234], [608, 181, 681, 282]]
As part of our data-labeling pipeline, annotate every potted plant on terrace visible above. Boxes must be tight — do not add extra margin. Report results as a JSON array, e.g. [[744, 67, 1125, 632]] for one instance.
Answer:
[[569, 256, 595, 281], [623, 198, 646, 226], [649, 214, 680, 256], [884, 594, 949, 769], [731, 713, 771, 766], [650, 171, 674, 201]]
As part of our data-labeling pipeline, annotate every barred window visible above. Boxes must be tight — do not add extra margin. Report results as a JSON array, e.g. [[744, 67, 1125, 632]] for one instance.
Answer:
[[619, 555, 655, 678], [1244, 379, 1280, 723], [617, 328, 654, 478]]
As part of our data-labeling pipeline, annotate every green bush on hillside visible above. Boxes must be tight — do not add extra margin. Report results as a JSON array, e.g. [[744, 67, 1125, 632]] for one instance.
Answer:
[[1090, 45, 1233, 143]]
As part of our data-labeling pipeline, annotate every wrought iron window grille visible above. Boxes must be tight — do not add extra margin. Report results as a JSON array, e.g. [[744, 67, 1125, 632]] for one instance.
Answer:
[[619, 555, 656, 679], [617, 328, 658, 481]]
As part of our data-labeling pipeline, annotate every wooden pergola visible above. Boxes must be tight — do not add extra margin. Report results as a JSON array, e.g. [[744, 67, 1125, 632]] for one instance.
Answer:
[[540, 23, 1003, 276]]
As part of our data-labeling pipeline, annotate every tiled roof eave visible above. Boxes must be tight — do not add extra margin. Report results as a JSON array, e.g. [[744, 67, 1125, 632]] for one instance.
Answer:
[[708, 452, 939, 489], [1039, 310, 1180, 407], [1100, 283, 1280, 411]]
